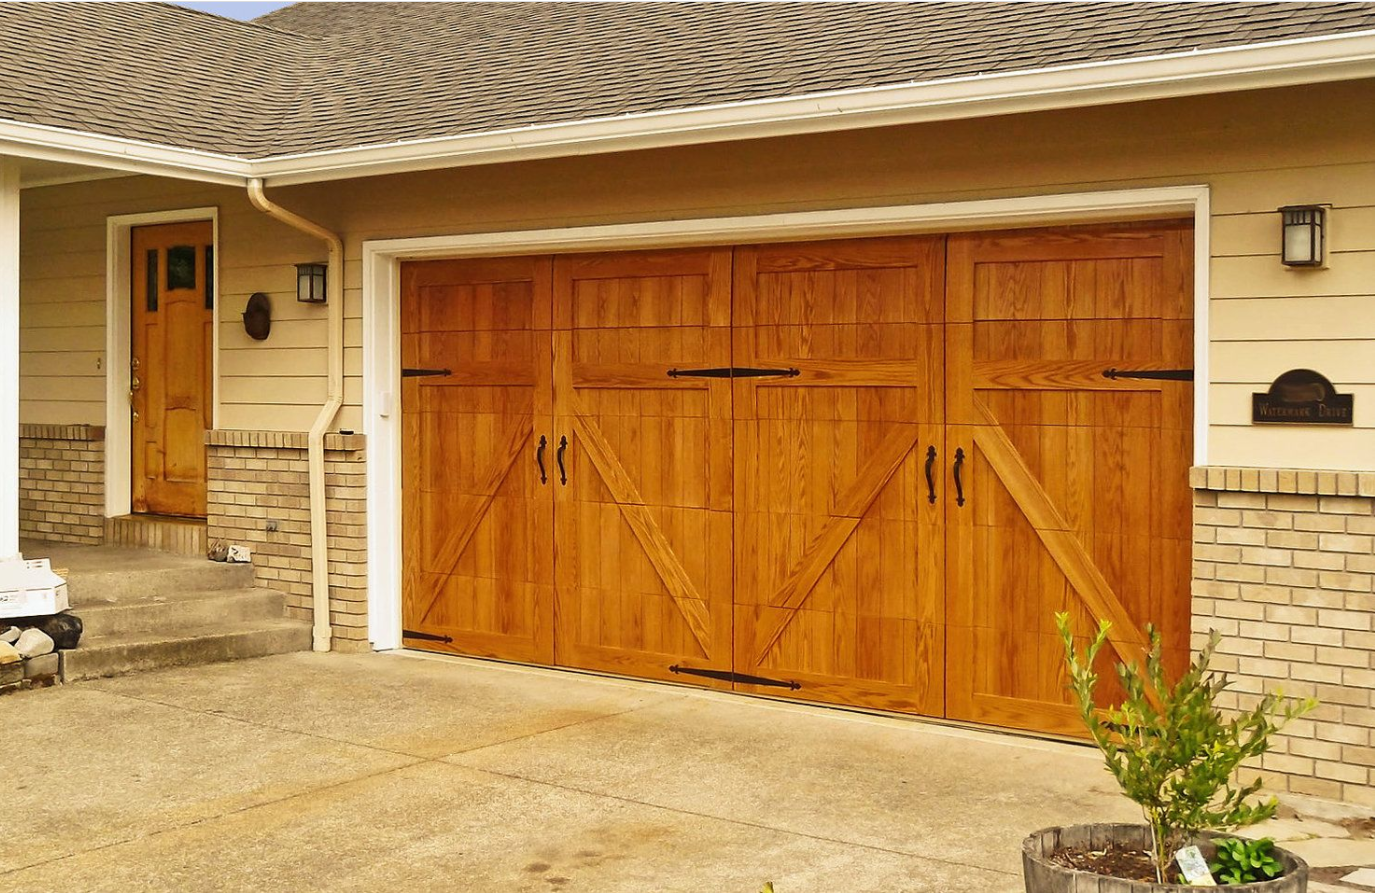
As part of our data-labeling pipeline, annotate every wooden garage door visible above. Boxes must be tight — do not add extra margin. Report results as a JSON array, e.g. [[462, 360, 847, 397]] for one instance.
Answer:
[[399, 220, 1193, 736], [551, 249, 735, 685], [400, 257, 555, 664], [944, 222, 1194, 736], [732, 237, 947, 714]]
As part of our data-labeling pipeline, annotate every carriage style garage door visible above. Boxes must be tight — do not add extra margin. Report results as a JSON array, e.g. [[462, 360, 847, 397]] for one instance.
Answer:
[[399, 221, 1194, 737]]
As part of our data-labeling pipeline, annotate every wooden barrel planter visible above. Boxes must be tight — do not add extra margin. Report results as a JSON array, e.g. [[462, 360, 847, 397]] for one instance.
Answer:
[[1024, 824, 1308, 892]]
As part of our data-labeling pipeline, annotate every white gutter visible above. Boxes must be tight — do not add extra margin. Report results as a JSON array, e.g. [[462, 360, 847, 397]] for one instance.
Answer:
[[0, 120, 250, 186], [246, 179, 343, 653], [8, 27, 1375, 188]]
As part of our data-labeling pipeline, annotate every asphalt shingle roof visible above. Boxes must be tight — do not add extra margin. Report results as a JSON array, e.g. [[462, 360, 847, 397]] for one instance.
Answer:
[[2, 2, 1375, 159]]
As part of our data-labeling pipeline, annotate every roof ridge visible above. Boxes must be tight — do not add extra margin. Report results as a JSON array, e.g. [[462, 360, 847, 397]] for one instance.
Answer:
[[152, 1, 317, 40]]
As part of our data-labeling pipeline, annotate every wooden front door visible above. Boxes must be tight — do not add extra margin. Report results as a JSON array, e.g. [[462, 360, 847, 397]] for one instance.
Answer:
[[943, 221, 1194, 736], [732, 237, 947, 713], [400, 258, 555, 663], [552, 249, 735, 685], [131, 221, 213, 517]]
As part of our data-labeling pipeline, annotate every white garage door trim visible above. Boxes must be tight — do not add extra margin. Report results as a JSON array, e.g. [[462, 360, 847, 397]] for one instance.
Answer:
[[361, 184, 1211, 651]]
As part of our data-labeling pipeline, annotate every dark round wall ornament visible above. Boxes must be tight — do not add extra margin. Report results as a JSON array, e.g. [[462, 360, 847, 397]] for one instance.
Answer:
[[242, 292, 272, 341]]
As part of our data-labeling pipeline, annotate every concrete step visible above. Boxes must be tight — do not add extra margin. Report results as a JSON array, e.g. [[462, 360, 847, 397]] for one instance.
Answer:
[[63, 557, 255, 605], [75, 587, 287, 637], [104, 514, 208, 557], [60, 619, 312, 682]]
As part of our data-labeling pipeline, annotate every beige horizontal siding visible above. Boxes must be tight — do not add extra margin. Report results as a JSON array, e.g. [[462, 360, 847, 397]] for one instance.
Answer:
[[1211, 296, 1375, 341], [16, 77, 1375, 472]]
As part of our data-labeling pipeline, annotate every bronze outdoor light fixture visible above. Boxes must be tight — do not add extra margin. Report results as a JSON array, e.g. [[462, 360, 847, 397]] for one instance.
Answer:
[[243, 292, 272, 340], [1279, 205, 1326, 267], [296, 262, 328, 303]]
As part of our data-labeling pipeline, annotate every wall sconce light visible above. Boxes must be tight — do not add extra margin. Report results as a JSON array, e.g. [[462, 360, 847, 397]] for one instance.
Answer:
[[295, 262, 328, 303], [1279, 205, 1326, 267]]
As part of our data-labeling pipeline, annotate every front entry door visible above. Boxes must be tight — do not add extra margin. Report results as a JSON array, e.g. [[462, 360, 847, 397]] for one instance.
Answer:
[[131, 221, 214, 517]]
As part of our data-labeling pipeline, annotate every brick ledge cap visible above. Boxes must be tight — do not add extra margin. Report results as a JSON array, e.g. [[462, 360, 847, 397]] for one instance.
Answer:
[[19, 424, 105, 442], [206, 429, 365, 451], [1191, 465, 1375, 498]]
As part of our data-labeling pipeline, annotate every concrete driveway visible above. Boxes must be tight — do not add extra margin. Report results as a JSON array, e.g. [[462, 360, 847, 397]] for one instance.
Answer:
[[2, 651, 1138, 892]]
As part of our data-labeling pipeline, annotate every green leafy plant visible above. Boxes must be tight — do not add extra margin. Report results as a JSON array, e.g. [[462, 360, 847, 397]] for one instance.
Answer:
[[1056, 613, 1315, 884], [1210, 836, 1283, 885]]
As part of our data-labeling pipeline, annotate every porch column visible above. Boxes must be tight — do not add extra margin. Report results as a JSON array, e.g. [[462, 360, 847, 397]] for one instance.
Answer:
[[0, 157, 18, 558]]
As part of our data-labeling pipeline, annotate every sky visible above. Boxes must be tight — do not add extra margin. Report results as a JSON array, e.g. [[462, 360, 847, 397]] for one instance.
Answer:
[[175, 1, 295, 21]]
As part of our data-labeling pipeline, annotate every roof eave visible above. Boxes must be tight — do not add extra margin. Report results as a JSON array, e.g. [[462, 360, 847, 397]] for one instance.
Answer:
[[9, 27, 1375, 189], [0, 119, 251, 186]]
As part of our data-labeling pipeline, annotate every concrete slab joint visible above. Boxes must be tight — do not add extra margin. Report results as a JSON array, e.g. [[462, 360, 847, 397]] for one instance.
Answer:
[[1193, 465, 1375, 805]]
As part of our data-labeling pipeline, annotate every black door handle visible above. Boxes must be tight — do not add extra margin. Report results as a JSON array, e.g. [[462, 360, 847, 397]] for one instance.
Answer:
[[536, 435, 548, 485], [556, 435, 568, 485], [953, 447, 966, 507], [924, 445, 937, 505]]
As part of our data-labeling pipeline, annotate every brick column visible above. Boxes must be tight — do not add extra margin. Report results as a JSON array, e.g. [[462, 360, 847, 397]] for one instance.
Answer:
[[18, 424, 106, 544], [205, 430, 370, 652], [1192, 466, 1375, 805]]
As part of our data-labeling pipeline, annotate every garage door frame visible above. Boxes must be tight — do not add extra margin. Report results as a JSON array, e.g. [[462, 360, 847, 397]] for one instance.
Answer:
[[363, 185, 1211, 652]]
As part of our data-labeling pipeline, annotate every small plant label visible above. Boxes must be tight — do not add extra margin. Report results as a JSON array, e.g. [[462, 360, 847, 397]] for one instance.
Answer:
[[1175, 846, 1217, 886]]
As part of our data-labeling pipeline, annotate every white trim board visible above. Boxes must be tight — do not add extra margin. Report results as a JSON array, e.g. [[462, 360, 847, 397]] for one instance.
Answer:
[[103, 207, 220, 518], [0, 158, 20, 557], [362, 185, 1212, 651]]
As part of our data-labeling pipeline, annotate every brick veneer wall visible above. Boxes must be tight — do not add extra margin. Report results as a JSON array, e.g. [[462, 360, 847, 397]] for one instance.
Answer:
[[19, 424, 105, 545], [205, 430, 369, 653], [1192, 466, 1375, 805]]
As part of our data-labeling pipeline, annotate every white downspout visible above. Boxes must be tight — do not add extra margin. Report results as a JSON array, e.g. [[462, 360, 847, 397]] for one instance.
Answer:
[[247, 179, 342, 652]]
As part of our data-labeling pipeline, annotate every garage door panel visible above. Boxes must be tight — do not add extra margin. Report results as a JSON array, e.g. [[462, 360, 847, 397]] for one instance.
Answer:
[[553, 248, 734, 682], [945, 221, 1193, 736], [401, 256, 554, 663], [733, 236, 946, 713]]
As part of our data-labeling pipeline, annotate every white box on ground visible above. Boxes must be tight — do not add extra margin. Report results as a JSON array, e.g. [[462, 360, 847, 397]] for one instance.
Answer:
[[0, 557, 69, 619], [226, 544, 252, 564]]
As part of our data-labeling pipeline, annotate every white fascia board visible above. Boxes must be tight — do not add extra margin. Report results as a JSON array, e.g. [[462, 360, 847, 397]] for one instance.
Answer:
[[7, 28, 1375, 188]]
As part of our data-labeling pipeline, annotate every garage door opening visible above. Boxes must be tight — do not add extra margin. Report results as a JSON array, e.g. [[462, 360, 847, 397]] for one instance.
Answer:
[[397, 220, 1194, 738]]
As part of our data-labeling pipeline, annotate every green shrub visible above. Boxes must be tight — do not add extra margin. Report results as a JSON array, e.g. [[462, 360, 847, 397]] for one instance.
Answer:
[[1056, 613, 1315, 884], [1210, 836, 1283, 885]]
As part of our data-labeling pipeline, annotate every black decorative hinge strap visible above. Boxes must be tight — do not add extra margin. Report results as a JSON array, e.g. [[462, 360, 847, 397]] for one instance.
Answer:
[[402, 629, 453, 643], [669, 664, 801, 690], [1102, 368, 1194, 382], [402, 368, 452, 378], [667, 367, 801, 379]]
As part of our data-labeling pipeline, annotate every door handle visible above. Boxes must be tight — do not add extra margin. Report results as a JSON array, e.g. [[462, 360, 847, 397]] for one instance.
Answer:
[[953, 447, 966, 507], [924, 446, 937, 505], [535, 435, 548, 485], [556, 435, 568, 486]]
